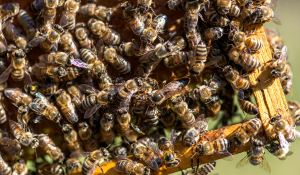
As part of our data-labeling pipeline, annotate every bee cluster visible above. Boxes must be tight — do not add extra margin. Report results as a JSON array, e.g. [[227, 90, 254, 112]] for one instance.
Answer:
[[0, 0, 298, 175]]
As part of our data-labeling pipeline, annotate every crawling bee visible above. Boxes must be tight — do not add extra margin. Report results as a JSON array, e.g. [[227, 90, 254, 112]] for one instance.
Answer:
[[157, 129, 181, 167], [17, 9, 39, 41], [115, 158, 151, 175], [38, 134, 65, 163], [78, 122, 99, 151], [184, 0, 205, 32], [266, 142, 293, 160], [269, 46, 287, 78], [75, 23, 96, 52], [31, 64, 67, 82], [29, 92, 62, 123], [78, 4, 115, 22], [28, 24, 64, 52], [151, 78, 190, 105], [100, 113, 115, 145], [55, 89, 78, 123], [66, 81, 84, 108], [37, 163, 65, 175], [59, 32, 80, 59], [12, 159, 27, 175], [3, 21, 28, 51], [234, 118, 262, 146], [36, 52, 76, 67], [0, 131, 23, 157], [236, 138, 271, 173], [9, 120, 39, 148], [160, 106, 177, 128], [222, 65, 251, 90], [66, 158, 82, 174], [62, 123, 83, 153], [88, 18, 121, 46], [59, 0, 81, 30], [172, 95, 195, 129], [71, 148, 111, 175], [4, 88, 33, 106]]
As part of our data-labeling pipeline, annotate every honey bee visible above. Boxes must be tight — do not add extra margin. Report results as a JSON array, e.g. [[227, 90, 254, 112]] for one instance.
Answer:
[[205, 94, 221, 117], [99, 43, 131, 75], [88, 18, 121, 46], [287, 101, 300, 126], [119, 40, 144, 57], [79, 84, 111, 119], [37, 163, 65, 175], [71, 148, 111, 175], [0, 49, 32, 84], [269, 46, 287, 78], [12, 159, 27, 175], [222, 65, 251, 90], [78, 4, 115, 22], [183, 114, 209, 147], [0, 154, 12, 175], [0, 2, 20, 21], [180, 159, 216, 175], [115, 158, 151, 175], [17, 9, 39, 41], [4, 88, 33, 106], [266, 142, 293, 160], [129, 138, 163, 170], [75, 23, 96, 52], [9, 120, 39, 148], [165, 0, 187, 10], [0, 93, 6, 124], [245, 38, 263, 51], [186, 30, 201, 49], [60, 0, 80, 30], [157, 129, 181, 167], [228, 3, 240, 17], [160, 106, 177, 128], [164, 51, 190, 68], [59, 32, 80, 59], [172, 95, 195, 129], [0, 131, 23, 157], [236, 138, 271, 173], [233, 118, 262, 146], [140, 14, 167, 46], [215, 0, 231, 15], [132, 93, 147, 117], [184, 1, 204, 32], [137, 0, 154, 14], [29, 92, 62, 123], [152, 78, 190, 105], [38, 134, 65, 162], [62, 123, 83, 153], [55, 89, 78, 123], [145, 105, 159, 127], [62, 66, 84, 82], [195, 132, 233, 160], [210, 15, 230, 27], [100, 113, 115, 145], [66, 158, 82, 173], [228, 27, 246, 47], [28, 24, 64, 52], [114, 146, 128, 160], [135, 42, 179, 78], [31, 65, 67, 82], [66, 81, 84, 108], [121, 2, 146, 36], [78, 122, 99, 151], [202, 27, 224, 42]]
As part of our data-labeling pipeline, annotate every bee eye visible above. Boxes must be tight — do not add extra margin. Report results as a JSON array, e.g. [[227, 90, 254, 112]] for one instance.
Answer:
[[121, 6, 125, 10], [97, 73, 102, 78], [126, 2, 130, 6]]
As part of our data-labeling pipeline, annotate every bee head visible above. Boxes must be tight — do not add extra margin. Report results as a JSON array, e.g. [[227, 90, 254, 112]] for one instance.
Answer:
[[30, 139, 39, 149]]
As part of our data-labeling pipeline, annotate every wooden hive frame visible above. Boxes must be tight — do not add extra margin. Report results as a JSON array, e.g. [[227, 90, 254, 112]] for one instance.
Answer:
[[70, 25, 293, 175]]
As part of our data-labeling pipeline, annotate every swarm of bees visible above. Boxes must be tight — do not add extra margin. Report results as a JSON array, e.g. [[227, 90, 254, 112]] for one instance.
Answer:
[[0, 0, 297, 175]]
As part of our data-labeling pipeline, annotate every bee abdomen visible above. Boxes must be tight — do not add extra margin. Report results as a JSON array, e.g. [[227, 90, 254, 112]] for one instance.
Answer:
[[0, 104, 6, 124], [164, 51, 189, 68], [11, 69, 24, 81], [239, 99, 259, 115], [129, 18, 145, 36], [195, 41, 207, 61], [115, 160, 134, 174], [228, 5, 240, 17], [246, 118, 262, 134], [102, 28, 121, 46], [236, 77, 250, 90], [114, 56, 131, 75], [199, 162, 216, 175], [80, 48, 96, 64], [245, 38, 263, 51], [184, 12, 198, 32], [82, 95, 97, 110]]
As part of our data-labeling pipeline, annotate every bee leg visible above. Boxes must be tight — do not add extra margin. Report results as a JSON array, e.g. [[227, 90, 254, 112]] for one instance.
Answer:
[[175, 151, 182, 156], [98, 165, 104, 174]]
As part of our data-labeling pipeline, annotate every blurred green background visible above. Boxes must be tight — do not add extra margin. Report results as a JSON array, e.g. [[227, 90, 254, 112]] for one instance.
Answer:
[[171, 1, 300, 174]]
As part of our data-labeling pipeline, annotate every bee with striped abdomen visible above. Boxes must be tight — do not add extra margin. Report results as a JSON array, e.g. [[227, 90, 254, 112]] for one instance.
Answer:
[[115, 158, 151, 175], [59, 32, 80, 59], [75, 23, 96, 52], [172, 95, 195, 129], [0, 131, 23, 157], [55, 89, 78, 123], [100, 113, 115, 145], [266, 142, 293, 160], [78, 4, 115, 22], [38, 134, 65, 163], [17, 9, 39, 41], [78, 121, 99, 151], [62, 123, 83, 153], [0, 154, 12, 175], [234, 118, 262, 146], [3, 21, 28, 51], [222, 65, 251, 90], [4, 88, 33, 106]]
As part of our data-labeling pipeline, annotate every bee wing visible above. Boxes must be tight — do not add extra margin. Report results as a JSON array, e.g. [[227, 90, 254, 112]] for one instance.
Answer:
[[143, 158, 159, 170], [0, 138, 19, 145], [279, 46, 287, 62], [130, 123, 145, 135], [84, 103, 102, 119], [0, 64, 13, 83], [52, 42, 59, 52], [38, 54, 50, 63], [96, 40, 104, 60], [70, 152, 91, 158], [272, 13, 282, 26], [28, 34, 48, 47], [149, 142, 163, 157], [106, 84, 125, 95], [278, 132, 290, 153], [35, 92, 50, 105], [70, 59, 92, 69], [259, 155, 271, 173], [79, 84, 100, 94], [36, 62, 52, 68], [236, 152, 251, 168], [0, 32, 7, 50], [193, 114, 209, 130], [217, 150, 234, 161], [269, 0, 278, 10], [170, 129, 181, 145], [59, 11, 72, 28], [24, 69, 32, 87], [29, 102, 45, 115], [291, 128, 300, 138], [287, 101, 299, 109]]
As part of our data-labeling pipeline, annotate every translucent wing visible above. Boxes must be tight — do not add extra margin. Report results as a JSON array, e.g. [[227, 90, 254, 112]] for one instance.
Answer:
[[29, 102, 45, 115], [84, 103, 102, 119], [279, 46, 287, 62], [23, 70, 32, 87], [272, 13, 282, 26], [139, 49, 154, 63], [236, 152, 251, 168], [0, 138, 19, 145], [38, 54, 50, 63], [105, 84, 125, 95], [170, 129, 181, 144], [36, 92, 51, 105], [149, 142, 163, 157], [143, 158, 159, 170], [65, 108, 78, 123], [193, 114, 209, 131], [278, 132, 290, 153], [278, 151, 294, 160], [28, 34, 48, 47], [36, 62, 52, 68], [60, 11, 74, 28], [130, 123, 145, 135], [70, 152, 91, 158], [0, 64, 13, 83], [217, 150, 234, 161], [52, 42, 58, 52], [269, 0, 278, 10], [259, 155, 271, 173], [292, 128, 300, 138], [79, 84, 100, 94], [70, 59, 92, 69], [96, 40, 104, 60]]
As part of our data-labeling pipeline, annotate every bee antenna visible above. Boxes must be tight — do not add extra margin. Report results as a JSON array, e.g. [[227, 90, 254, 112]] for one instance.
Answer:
[[123, 138, 130, 145], [106, 144, 111, 149], [215, 66, 223, 70]]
